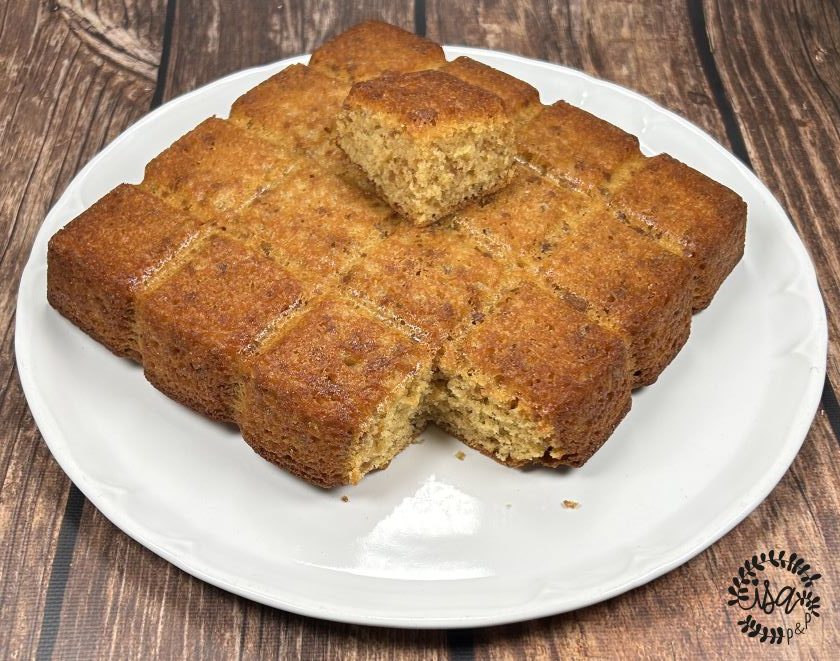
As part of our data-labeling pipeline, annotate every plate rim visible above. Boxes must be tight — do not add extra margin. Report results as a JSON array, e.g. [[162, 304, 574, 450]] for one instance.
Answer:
[[14, 46, 828, 628]]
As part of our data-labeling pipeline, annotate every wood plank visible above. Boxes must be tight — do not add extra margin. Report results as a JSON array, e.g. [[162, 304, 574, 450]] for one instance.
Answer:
[[428, 0, 729, 146], [3, 1, 836, 658], [429, 0, 839, 657], [161, 1, 422, 99], [704, 0, 840, 386], [49, 2, 449, 658], [0, 2, 167, 658]]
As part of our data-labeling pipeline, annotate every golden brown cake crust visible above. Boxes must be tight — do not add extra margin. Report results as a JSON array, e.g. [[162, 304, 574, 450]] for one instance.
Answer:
[[441, 57, 541, 122], [342, 224, 507, 346], [229, 64, 350, 154], [343, 70, 508, 132], [453, 165, 590, 257], [608, 154, 747, 310], [227, 159, 394, 284], [309, 20, 445, 83], [519, 101, 642, 192], [137, 234, 304, 422], [46, 184, 205, 360], [337, 71, 516, 225], [141, 117, 296, 220], [438, 280, 632, 466], [45, 20, 748, 487], [239, 295, 434, 488], [535, 205, 693, 386]]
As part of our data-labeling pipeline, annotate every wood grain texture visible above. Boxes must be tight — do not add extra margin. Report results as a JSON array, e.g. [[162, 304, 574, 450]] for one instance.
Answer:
[[0, 1, 165, 659], [704, 0, 840, 387], [161, 1, 421, 100], [1, 1, 838, 659]]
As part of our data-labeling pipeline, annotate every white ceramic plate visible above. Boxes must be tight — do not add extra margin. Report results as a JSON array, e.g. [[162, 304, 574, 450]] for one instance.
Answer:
[[16, 47, 827, 628]]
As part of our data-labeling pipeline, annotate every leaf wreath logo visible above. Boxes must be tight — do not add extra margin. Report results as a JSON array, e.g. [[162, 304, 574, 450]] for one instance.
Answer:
[[726, 549, 822, 645]]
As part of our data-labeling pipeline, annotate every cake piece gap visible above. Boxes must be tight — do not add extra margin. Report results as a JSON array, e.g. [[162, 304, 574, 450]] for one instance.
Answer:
[[336, 70, 517, 226], [518, 100, 643, 194], [606, 153, 747, 311], [225, 159, 395, 286], [456, 169, 692, 387], [140, 117, 297, 221], [340, 223, 507, 348], [441, 57, 542, 127], [136, 233, 305, 422]]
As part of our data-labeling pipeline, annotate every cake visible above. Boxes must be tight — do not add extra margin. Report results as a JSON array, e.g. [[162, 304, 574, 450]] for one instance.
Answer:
[[45, 21, 748, 488], [336, 70, 516, 225], [441, 56, 542, 126], [308, 20, 446, 83], [518, 100, 642, 193], [341, 223, 507, 346], [430, 280, 632, 467], [455, 167, 692, 386], [136, 233, 304, 422], [46, 185, 205, 361], [607, 154, 748, 310], [239, 294, 434, 488], [225, 159, 394, 285], [140, 117, 296, 220], [229, 64, 350, 156]]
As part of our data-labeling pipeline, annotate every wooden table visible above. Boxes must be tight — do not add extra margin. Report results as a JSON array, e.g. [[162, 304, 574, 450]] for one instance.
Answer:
[[2, 1, 838, 658]]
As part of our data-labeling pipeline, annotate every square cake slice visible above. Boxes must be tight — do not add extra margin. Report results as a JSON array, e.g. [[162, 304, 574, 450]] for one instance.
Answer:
[[227, 160, 394, 284], [136, 234, 304, 422], [607, 154, 747, 310], [239, 295, 434, 488], [453, 164, 592, 259], [47, 185, 205, 360], [337, 70, 516, 226], [141, 118, 297, 221], [229, 64, 350, 155], [431, 280, 631, 467], [341, 224, 506, 346], [309, 20, 445, 83], [519, 101, 642, 193], [441, 57, 541, 126]]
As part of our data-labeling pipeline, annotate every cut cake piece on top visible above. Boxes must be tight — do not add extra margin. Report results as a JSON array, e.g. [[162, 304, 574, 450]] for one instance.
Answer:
[[227, 159, 394, 284], [607, 153, 747, 311], [431, 280, 631, 467], [341, 223, 506, 347], [229, 64, 350, 155], [336, 70, 516, 226], [140, 118, 296, 221], [136, 233, 303, 422], [239, 294, 434, 488], [47, 184, 205, 361], [308, 20, 445, 83], [518, 100, 642, 193], [441, 56, 541, 126]]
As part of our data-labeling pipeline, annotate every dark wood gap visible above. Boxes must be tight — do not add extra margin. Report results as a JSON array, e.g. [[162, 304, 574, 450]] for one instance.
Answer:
[[151, 0, 178, 109], [687, 0, 753, 169], [35, 484, 85, 661], [414, 0, 427, 37]]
